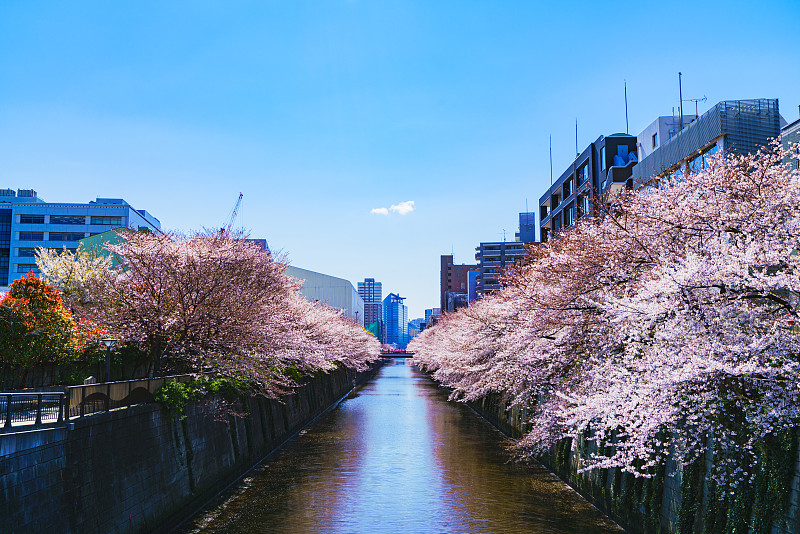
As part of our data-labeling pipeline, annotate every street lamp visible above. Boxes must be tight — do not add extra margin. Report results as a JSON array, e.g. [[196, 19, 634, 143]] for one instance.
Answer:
[[101, 338, 117, 383]]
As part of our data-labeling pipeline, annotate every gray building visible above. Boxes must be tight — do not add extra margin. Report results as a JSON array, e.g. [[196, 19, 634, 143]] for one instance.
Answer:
[[285, 266, 364, 325], [474, 241, 528, 297], [0, 189, 161, 286], [632, 99, 782, 188], [782, 114, 800, 171]]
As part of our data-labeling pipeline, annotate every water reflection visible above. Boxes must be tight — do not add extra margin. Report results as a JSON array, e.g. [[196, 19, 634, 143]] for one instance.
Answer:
[[179, 358, 622, 533]]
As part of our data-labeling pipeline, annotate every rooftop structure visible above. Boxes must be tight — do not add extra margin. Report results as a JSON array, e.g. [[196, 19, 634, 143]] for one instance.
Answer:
[[632, 99, 782, 188]]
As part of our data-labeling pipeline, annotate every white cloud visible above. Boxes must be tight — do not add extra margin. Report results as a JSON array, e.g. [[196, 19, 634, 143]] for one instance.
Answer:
[[390, 200, 415, 215], [370, 207, 389, 215]]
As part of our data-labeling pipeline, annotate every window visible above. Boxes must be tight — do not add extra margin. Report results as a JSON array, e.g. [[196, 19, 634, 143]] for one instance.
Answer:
[[551, 193, 561, 208], [579, 195, 590, 217], [91, 216, 123, 225], [48, 232, 85, 241], [18, 248, 37, 257], [652, 132, 658, 148], [562, 178, 572, 198], [19, 232, 44, 241], [564, 203, 575, 227], [20, 215, 44, 224], [576, 165, 588, 186], [50, 215, 85, 225], [16, 264, 38, 273], [600, 146, 606, 171]]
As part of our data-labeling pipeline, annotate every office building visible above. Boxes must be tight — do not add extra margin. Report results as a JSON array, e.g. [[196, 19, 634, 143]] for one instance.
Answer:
[[358, 278, 383, 341], [285, 266, 364, 325], [539, 134, 638, 242], [0, 190, 161, 286], [440, 254, 479, 313], [383, 293, 408, 348], [632, 99, 782, 188]]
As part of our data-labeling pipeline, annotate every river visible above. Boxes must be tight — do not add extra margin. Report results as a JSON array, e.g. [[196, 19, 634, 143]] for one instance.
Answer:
[[177, 357, 623, 534]]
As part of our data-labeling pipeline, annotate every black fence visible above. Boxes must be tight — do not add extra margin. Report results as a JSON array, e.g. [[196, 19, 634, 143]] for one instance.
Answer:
[[0, 392, 66, 431], [0, 375, 193, 432], [65, 375, 193, 419]]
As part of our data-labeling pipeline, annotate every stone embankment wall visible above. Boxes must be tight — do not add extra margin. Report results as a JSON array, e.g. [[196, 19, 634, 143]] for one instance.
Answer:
[[469, 393, 800, 534], [0, 364, 380, 534]]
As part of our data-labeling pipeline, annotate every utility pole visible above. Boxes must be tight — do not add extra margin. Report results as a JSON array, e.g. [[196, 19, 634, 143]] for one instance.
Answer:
[[678, 72, 684, 131]]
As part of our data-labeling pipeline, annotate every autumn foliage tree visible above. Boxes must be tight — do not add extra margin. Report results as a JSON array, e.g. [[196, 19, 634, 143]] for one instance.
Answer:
[[411, 143, 800, 488], [0, 273, 95, 371]]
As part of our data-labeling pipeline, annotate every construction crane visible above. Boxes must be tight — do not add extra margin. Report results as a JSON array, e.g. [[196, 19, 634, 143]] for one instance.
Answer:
[[221, 192, 243, 235]]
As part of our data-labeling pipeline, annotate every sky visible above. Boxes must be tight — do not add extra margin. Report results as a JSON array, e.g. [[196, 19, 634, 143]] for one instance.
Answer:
[[0, 1, 798, 319]]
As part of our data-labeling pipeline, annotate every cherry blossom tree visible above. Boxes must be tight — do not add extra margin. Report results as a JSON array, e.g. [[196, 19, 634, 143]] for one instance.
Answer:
[[411, 143, 800, 484], [96, 230, 378, 396], [35, 245, 115, 314]]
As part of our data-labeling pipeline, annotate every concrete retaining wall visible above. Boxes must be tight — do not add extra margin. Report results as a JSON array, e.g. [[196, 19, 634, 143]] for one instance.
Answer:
[[0, 364, 379, 534], [469, 392, 800, 534]]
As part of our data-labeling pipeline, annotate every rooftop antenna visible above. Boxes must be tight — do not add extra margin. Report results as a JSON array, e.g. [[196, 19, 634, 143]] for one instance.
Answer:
[[684, 95, 707, 119], [549, 135, 553, 186], [624, 79, 629, 134], [678, 72, 684, 131]]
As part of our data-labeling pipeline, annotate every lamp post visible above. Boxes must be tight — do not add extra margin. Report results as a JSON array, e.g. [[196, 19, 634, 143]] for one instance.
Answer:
[[102, 338, 117, 383]]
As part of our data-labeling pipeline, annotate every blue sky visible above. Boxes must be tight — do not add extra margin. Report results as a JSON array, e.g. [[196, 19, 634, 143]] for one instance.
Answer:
[[1, 1, 798, 319]]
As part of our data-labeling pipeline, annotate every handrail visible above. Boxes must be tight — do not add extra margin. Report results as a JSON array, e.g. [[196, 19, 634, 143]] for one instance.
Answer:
[[1, 392, 66, 431], [65, 374, 195, 420]]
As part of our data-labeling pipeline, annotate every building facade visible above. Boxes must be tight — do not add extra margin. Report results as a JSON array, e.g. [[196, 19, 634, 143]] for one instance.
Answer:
[[474, 212, 537, 297], [474, 241, 528, 297], [358, 278, 383, 340], [440, 254, 479, 313], [632, 99, 782, 188], [539, 134, 638, 242], [782, 115, 800, 171], [0, 190, 161, 286], [383, 293, 408, 348], [285, 266, 364, 325]]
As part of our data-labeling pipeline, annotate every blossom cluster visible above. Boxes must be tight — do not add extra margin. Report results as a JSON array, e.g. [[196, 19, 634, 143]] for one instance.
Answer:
[[410, 144, 800, 483], [36, 230, 380, 396]]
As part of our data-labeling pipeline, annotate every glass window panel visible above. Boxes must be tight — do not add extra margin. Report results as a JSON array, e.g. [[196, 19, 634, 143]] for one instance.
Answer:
[[48, 232, 85, 241], [19, 232, 44, 241], [20, 215, 44, 224], [50, 215, 85, 225], [90, 216, 123, 225]]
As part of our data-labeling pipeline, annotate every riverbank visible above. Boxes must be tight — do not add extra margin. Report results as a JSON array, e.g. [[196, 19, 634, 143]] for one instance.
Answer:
[[0, 363, 381, 534], [467, 391, 800, 534]]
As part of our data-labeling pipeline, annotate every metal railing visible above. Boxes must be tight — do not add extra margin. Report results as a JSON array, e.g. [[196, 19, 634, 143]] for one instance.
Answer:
[[65, 374, 194, 419], [1, 392, 66, 430]]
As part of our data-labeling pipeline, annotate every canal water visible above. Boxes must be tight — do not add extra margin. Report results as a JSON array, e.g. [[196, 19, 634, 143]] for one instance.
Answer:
[[178, 358, 623, 534]]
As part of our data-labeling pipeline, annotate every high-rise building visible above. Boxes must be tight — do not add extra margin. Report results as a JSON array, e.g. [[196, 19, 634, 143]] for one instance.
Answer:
[[440, 254, 479, 312], [383, 293, 408, 348], [0, 189, 161, 286], [358, 278, 383, 340]]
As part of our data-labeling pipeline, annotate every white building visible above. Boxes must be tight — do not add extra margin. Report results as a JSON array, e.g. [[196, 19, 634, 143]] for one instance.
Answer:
[[285, 266, 365, 326]]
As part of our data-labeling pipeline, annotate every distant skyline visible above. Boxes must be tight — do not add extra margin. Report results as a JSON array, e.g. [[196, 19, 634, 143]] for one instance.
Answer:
[[1, 1, 798, 319]]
